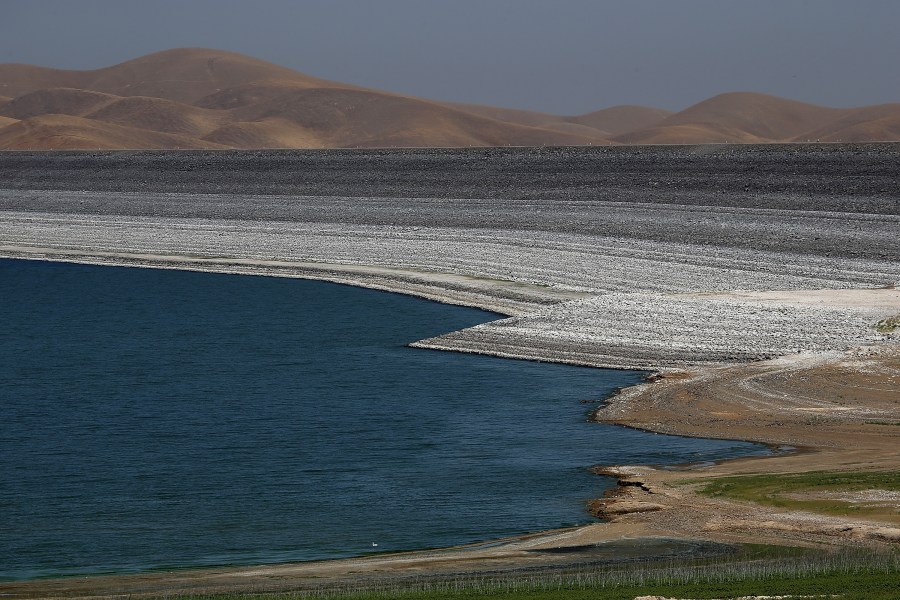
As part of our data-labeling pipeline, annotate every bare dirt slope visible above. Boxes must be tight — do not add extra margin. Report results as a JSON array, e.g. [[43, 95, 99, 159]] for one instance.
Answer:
[[659, 92, 842, 139], [567, 105, 674, 136], [442, 102, 673, 137], [0, 114, 229, 150], [796, 103, 900, 142], [590, 344, 900, 547], [616, 92, 900, 144], [86, 96, 229, 137], [0, 87, 120, 119]]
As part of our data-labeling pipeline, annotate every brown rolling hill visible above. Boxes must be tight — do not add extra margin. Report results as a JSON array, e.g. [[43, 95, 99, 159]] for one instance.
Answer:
[[811, 114, 900, 143], [567, 105, 674, 137], [791, 103, 900, 142], [223, 87, 608, 148], [0, 114, 228, 150], [443, 102, 672, 138], [0, 88, 120, 120], [658, 92, 843, 139], [615, 123, 770, 145], [0, 49, 898, 149], [202, 118, 324, 149], [86, 96, 228, 137], [442, 102, 578, 128], [612, 92, 900, 145], [0, 48, 348, 104], [195, 79, 337, 110], [0, 48, 610, 149]]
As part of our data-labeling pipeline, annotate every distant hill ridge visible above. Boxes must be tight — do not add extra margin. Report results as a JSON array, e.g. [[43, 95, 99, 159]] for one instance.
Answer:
[[0, 48, 897, 149]]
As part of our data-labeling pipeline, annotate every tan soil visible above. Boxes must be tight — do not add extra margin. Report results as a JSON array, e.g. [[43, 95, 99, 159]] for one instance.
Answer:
[[590, 344, 900, 547]]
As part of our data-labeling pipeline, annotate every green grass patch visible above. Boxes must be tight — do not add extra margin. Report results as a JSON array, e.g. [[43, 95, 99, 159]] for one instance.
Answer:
[[696, 470, 900, 520], [319, 570, 899, 599], [156, 548, 899, 600], [874, 314, 900, 333]]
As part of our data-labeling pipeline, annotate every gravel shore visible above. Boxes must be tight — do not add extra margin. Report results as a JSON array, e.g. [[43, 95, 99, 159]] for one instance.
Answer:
[[1, 145, 898, 369]]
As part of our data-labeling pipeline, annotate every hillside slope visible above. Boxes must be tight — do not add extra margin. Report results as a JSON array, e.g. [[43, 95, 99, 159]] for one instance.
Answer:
[[613, 92, 900, 144], [1, 50, 898, 149], [0, 114, 228, 150], [0, 48, 611, 149]]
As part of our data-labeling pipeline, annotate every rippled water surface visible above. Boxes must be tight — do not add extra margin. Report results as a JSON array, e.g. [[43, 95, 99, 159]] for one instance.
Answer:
[[0, 259, 766, 579]]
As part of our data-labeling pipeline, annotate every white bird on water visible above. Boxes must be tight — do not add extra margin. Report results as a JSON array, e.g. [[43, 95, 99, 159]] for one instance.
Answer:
[[372, 542, 378, 548]]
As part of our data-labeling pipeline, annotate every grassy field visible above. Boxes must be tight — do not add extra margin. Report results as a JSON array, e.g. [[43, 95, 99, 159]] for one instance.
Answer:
[[162, 547, 898, 600], [694, 470, 900, 522]]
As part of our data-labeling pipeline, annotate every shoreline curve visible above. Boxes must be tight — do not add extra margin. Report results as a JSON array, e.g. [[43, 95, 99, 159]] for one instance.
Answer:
[[0, 145, 897, 597]]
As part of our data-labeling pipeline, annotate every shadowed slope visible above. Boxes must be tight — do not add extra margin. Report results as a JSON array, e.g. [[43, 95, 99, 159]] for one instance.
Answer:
[[196, 79, 353, 110], [443, 102, 670, 138], [535, 121, 617, 138], [814, 115, 900, 142], [794, 104, 900, 142], [227, 87, 610, 147], [202, 118, 324, 148], [441, 101, 570, 128], [567, 105, 673, 136], [615, 92, 851, 144], [471, 95, 900, 145], [86, 96, 228, 137], [440, 102, 611, 139], [614, 123, 770, 145], [0, 88, 120, 120], [659, 92, 843, 140], [0, 114, 228, 150]]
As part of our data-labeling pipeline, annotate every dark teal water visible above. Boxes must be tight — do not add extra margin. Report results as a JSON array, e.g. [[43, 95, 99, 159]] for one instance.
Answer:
[[0, 259, 766, 580]]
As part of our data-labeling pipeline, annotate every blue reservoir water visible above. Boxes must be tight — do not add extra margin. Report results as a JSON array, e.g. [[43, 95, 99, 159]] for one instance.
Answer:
[[0, 259, 766, 580]]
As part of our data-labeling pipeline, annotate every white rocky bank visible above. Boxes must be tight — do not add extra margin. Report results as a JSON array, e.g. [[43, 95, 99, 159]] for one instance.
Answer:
[[1, 198, 898, 370]]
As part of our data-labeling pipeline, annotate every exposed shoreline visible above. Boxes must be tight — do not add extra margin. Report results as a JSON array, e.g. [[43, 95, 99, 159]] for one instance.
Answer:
[[0, 146, 897, 597], [1, 246, 896, 598]]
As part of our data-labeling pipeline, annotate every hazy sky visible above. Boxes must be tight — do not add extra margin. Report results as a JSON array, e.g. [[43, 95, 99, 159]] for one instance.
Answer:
[[3, 0, 899, 114]]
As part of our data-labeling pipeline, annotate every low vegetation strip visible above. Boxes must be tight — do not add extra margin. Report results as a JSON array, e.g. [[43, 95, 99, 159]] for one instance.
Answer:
[[157, 549, 899, 599], [696, 471, 900, 522], [875, 315, 900, 333]]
